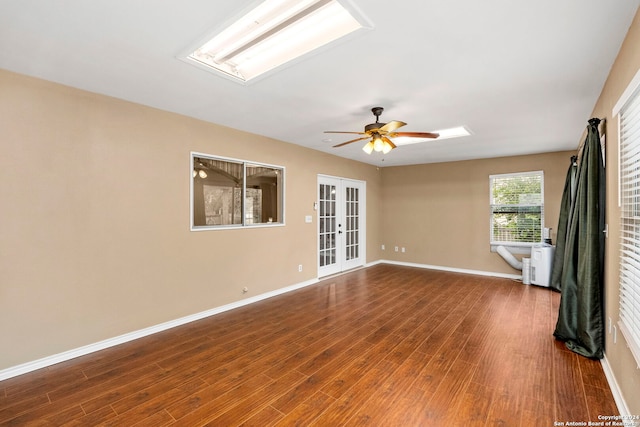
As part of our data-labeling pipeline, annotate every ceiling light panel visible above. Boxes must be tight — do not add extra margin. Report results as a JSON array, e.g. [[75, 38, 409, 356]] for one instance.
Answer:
[[183, 0, 371, 83], [393, 126, 472, 145]]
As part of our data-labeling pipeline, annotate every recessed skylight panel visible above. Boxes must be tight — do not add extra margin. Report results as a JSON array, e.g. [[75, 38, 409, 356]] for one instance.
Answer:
[[183, 0, 370, 83], [393, 126, 472, 145]]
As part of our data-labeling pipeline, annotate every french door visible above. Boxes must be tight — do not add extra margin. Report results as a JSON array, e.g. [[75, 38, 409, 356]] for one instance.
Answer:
[[317, 176, 366, 277]]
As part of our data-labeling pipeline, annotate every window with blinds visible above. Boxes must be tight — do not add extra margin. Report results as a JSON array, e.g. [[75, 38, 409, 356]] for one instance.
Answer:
[[490, 171, 544, 245], [618, 78, 640, 367]]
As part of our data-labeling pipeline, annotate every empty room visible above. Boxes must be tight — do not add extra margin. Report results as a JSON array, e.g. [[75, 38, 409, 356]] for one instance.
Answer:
[[1, 1, 640, 425]]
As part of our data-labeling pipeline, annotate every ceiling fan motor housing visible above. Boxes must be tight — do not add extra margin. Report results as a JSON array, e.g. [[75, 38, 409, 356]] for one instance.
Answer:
[[365, 122, 385, 132]]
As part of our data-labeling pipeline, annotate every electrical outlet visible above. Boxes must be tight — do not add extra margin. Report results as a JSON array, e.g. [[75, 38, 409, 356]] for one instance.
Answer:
[[381, 244, 385, 250], [401, 247, 406, 253], [298, 264, 303, 272], [394, 246, 398, 252]]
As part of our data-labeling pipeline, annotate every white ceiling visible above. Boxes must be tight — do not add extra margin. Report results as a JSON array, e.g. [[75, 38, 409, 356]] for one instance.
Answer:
[[1, 0, 638, 167]]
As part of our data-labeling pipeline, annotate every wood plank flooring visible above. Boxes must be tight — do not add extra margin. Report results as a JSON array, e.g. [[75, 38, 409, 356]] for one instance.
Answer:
[[0, 265, 618, 426]]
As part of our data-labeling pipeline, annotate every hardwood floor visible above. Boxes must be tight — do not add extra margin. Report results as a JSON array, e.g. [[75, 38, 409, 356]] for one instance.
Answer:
[[0, 265, 618, 426]]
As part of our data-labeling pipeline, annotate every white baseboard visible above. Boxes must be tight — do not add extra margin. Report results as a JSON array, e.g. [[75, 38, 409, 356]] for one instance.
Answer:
[[0, 277, 319, 382], [600, 355, 630, 416], [374, 259, 522, 280]]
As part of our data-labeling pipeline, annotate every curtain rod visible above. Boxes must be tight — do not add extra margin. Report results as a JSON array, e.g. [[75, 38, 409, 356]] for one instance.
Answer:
[[576, 117, 606, 155]]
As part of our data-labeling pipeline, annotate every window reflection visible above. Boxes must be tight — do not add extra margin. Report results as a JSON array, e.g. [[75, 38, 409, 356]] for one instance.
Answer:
[[192, 155, 283, 228], [245, 164, 281, 224]]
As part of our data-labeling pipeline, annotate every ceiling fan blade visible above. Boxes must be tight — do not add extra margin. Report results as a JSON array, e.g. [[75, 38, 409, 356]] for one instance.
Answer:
[[382, 136, 396, 149], [379, 120, 407, 133], [324, 131, 367, 135], [393, 131, 440, 138], [333, 136, 370, 148]]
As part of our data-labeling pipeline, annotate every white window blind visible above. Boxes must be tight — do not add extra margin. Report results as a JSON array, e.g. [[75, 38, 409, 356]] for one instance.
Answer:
[[618, 80, 640, 367], [490, 171, 544, 245]]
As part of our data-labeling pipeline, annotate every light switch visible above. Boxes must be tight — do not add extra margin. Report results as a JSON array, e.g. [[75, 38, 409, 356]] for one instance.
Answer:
[[305, 215, 312, 223]]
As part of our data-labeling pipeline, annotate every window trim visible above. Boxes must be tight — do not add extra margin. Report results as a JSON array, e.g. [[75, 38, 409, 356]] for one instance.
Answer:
[[190, 151, 285, 231], [615, 69, 640, 369], [489, 170, 544, 248]]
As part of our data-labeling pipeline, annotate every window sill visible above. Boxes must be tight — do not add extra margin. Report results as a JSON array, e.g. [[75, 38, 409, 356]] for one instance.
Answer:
[[191, 222, 285, 231]]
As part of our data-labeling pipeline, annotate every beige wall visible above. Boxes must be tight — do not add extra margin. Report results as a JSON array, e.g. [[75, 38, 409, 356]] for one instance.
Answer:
[[0, 69, 382, 370], [380, 151, 573, 275], [589, 8, 640, 415]]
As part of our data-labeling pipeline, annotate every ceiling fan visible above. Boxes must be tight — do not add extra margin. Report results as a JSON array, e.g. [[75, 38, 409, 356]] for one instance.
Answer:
[[325, 107, 439, 154]]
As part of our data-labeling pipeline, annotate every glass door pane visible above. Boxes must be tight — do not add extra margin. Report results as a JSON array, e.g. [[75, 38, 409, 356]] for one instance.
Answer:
[[345, 186, 359, 261], [319, 182, 338, 269]]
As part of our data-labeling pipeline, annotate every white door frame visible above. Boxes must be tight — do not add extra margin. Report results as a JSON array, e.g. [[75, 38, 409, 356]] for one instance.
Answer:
[[317, 175, 366, 277]]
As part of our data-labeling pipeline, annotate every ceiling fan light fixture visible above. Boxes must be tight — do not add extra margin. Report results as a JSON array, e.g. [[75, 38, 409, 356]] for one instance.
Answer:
[[182, 0, 371, 83], [372, 135, 384, 152], [362, 140, 374, 154], [382, 141, 393, 154]]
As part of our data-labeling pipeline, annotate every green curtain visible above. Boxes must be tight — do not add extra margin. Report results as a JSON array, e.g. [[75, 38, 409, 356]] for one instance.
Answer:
[[553, 118, 606, 359], [549, 156, 577, 292]]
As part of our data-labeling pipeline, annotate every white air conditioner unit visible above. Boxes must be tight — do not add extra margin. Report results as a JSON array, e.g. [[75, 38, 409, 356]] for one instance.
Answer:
[[530, 245, 554, 287]]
